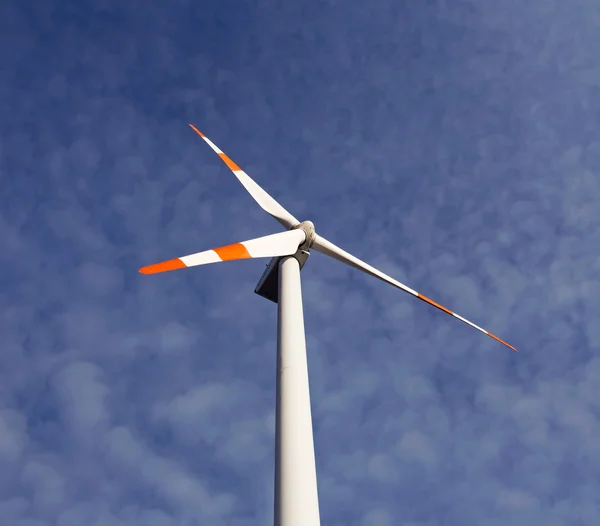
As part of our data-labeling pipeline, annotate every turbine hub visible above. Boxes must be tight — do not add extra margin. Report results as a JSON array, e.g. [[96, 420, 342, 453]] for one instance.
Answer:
[[294, 220, 316, 249]]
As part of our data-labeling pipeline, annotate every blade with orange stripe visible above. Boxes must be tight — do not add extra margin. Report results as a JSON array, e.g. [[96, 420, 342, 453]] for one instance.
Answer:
[[311, 234, 518, 352], [140, 229, 306, 274], [189, 124, 299, 230]]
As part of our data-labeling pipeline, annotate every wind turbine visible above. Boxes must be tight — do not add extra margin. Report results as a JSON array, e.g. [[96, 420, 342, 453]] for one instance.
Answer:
[[140, 124, 518, 526]]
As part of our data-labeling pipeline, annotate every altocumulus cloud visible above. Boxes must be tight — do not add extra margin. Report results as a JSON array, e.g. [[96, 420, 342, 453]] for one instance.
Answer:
[[1, 0, 600, 525]]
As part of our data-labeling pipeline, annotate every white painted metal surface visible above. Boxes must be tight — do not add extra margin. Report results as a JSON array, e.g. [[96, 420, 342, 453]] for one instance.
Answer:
[[274, 256, 320, 526]]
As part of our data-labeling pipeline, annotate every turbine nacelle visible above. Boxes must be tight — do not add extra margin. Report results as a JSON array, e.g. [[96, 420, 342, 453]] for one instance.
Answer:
[[253, 221, 316, 304]]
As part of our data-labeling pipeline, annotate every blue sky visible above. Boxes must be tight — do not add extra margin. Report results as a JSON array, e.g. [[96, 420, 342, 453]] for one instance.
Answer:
[[1, 0, 600, 524]]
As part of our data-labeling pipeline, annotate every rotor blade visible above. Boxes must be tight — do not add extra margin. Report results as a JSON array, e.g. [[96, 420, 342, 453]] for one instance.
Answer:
[[140, 229, 306, 274], [189, 124, 299, 230], [311, 234, 518, 352]]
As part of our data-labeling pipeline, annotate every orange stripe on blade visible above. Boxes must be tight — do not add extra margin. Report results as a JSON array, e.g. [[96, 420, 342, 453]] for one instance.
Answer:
[[213, 243, 251, 261], [417, 293, 454, 315], [488, 332, 518, 352], [219, 153, 241, 172], [189, 124, 205, 137], [139, 258, 187, 274]]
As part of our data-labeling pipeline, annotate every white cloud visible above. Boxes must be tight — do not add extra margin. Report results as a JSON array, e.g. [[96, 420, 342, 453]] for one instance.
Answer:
[[0, 410, 28, 461]]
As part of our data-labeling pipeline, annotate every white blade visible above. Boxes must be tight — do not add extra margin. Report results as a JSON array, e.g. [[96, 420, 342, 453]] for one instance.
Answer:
[[140, 229, 306, 274], [189, 124, 299, 230], [312, 234, 518, 352]]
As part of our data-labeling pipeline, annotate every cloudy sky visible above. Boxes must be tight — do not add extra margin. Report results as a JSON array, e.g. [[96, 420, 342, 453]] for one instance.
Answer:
[[2, 1, 600, 524]]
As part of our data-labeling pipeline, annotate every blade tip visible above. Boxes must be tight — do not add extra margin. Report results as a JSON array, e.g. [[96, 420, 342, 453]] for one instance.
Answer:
[[139, 265, 160, 275], [189, 123, 205, 137], [489, 332, 518, 353], [139, 259, 186, 274]]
